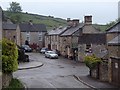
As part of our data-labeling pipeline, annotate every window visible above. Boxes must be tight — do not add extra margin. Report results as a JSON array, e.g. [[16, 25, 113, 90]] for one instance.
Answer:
[[26, 32, 30, 35], [27, 36, 30, 41], [86, 44, 91, 49], [38, 32, 42, 35], [85, 44, 92, 52], [39, 36, 42, 41]]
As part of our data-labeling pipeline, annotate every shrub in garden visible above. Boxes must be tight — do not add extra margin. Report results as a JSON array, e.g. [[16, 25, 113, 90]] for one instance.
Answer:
[[2, 38, 18, 73], [84, 54, 102, 69]]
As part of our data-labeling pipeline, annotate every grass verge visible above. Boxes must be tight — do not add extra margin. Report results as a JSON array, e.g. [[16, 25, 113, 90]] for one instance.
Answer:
[[2, 78, 25, 90]]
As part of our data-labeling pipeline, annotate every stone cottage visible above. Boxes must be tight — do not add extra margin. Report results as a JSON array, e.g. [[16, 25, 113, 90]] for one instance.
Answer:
[[45, 26, 67, 52], [78, 33, 107, 62], [60, 16, 101, 60], [2, 23, 21, 46], [19, 23, 47, 48], [60, 20, 84, 58]]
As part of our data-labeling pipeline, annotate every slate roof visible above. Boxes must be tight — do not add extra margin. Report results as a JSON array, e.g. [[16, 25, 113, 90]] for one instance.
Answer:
[[108, 35, 120, 46], [3, 23, 17, 30], [106, 21, 120, 33], [78, 34, 106, 44], [19, 24, 47, 32], [47, 26, 68, 35], [60, 23, 84, 36]]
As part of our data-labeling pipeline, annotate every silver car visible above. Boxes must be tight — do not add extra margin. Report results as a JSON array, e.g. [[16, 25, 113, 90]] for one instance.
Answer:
[[45, 51, 58, 59]]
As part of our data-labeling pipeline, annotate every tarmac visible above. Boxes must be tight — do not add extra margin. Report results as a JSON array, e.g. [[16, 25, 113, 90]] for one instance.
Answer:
[[18, 60, 120, 89]]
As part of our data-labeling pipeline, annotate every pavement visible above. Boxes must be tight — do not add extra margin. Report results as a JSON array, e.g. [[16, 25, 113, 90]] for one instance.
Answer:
[[18, 60, 44, 70], [74, 75, 119, 89]]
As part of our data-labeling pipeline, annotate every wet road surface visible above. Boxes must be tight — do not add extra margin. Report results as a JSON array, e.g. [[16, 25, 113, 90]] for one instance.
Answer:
[[13, 53, 90, 88]]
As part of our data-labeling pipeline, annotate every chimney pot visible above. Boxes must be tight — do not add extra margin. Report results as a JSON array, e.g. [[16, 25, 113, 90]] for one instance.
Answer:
[[84, 16, 92, 25], [67, 18, 71, 22]]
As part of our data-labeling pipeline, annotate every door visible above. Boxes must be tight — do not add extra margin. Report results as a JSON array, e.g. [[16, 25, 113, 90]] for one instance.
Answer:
[[111, 57, 120, 86]]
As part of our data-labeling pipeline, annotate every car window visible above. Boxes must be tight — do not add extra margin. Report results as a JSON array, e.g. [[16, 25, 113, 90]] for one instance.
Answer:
[[49, 51, 56, 54]]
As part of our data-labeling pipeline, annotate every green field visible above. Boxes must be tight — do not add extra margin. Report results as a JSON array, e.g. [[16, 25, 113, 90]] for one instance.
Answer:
[[4, 11, 67, 30]]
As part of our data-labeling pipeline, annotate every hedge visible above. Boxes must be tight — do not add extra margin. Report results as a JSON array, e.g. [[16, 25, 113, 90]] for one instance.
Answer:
[[84, 54, 101, 69], [2, 39, 18, 73]]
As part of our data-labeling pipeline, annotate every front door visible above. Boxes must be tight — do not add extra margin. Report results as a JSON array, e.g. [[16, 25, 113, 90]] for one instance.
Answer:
[[111, 57, 120, 86]]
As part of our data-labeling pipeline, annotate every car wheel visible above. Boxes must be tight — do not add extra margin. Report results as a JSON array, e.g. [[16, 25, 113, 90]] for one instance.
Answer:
[[49, 56, 52, 59], [45, 55, 47, 58]]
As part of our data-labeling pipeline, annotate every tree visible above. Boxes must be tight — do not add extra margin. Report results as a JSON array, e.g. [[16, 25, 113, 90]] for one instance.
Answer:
[[6, 2, 23, 23], [106, 21, 116, 27], [7, 2, 22, 12]]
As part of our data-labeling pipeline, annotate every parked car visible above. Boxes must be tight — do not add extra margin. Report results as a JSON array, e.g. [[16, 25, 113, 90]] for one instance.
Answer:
[[45, 51, 58, 59], [53, 49, 61, 56], [21, 45, 32, 52], [40, 47, 48, 54], [17, 45, 29, 63]]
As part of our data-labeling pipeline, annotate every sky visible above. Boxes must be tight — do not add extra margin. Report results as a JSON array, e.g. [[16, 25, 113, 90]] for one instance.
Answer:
[[0, 0, 120, 24]]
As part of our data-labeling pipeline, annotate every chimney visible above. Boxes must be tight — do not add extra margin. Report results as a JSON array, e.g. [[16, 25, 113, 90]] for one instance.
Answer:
[[67, 18, 79, 27], [29, 20, 33, 25], [84, 16, 92, 25], [67, 18, 71, 22], [72, 19, 79, 26], [67, 18, 73, 26]]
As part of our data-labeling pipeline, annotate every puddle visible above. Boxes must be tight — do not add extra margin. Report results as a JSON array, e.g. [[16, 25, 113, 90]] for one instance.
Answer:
[[59, 75, 65, 77]]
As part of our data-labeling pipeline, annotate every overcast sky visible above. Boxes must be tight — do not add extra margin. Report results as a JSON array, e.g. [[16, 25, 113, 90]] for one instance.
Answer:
[[1, 0, 119, 24]]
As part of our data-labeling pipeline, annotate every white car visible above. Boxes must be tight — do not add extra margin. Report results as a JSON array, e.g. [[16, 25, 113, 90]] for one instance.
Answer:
[[45, 51, 58, 59]]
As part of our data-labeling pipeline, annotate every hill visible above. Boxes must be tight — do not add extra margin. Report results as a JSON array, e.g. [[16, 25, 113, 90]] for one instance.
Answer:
[[93, 24, 109, 32], [3, 11, 67, 30]]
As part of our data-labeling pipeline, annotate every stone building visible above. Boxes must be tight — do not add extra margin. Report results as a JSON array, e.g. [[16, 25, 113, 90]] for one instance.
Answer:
[[45, 26, 67, 51], [60, 16, 101, 60], [19, 23, 47, 48], [78, 33, 107, 62], [106, 21, 120, 86], [60, 21, 84, 58], [0, 7, 2, 40], [2, 23, 21, 46]]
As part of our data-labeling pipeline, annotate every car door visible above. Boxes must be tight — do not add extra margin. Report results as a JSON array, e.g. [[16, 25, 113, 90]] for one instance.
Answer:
[[45, 51, 49, 57]]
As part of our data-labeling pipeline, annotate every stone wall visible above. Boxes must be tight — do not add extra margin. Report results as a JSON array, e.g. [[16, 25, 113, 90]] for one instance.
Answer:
[[90, 65, 99, 79], [90, 61, 109, 82], [2, 73, 12, 88], [99, 60, 109, 81]]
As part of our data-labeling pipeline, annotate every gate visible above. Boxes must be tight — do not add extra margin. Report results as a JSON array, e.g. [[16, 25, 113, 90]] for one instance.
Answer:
[[111, 57, 120, 87]]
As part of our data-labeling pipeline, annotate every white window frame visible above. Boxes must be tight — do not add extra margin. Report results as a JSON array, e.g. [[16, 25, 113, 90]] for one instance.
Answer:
[[38, 32, 42, 35], [26, 36, 30, 42], [26, 32, 30, 35], [39, 36, 42, 41]]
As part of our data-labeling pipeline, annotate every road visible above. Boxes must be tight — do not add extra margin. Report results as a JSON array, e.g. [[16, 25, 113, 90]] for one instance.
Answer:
[[13, 53, 90, 89]]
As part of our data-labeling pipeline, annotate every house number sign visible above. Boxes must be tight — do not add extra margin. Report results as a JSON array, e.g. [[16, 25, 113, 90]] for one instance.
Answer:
[[115, 63, 118, 69]]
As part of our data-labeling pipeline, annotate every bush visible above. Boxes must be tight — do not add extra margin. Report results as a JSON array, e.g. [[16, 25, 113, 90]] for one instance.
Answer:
[[84, 54, 101, 69], [2, 39, 18, 73]]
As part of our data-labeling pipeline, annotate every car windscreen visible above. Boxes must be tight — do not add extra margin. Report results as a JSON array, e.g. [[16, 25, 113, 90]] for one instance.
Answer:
[[49, 51, 56, 54]]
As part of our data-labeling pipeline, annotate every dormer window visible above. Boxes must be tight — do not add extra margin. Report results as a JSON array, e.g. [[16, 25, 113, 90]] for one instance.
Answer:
[[26, 32, 30, 35]]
